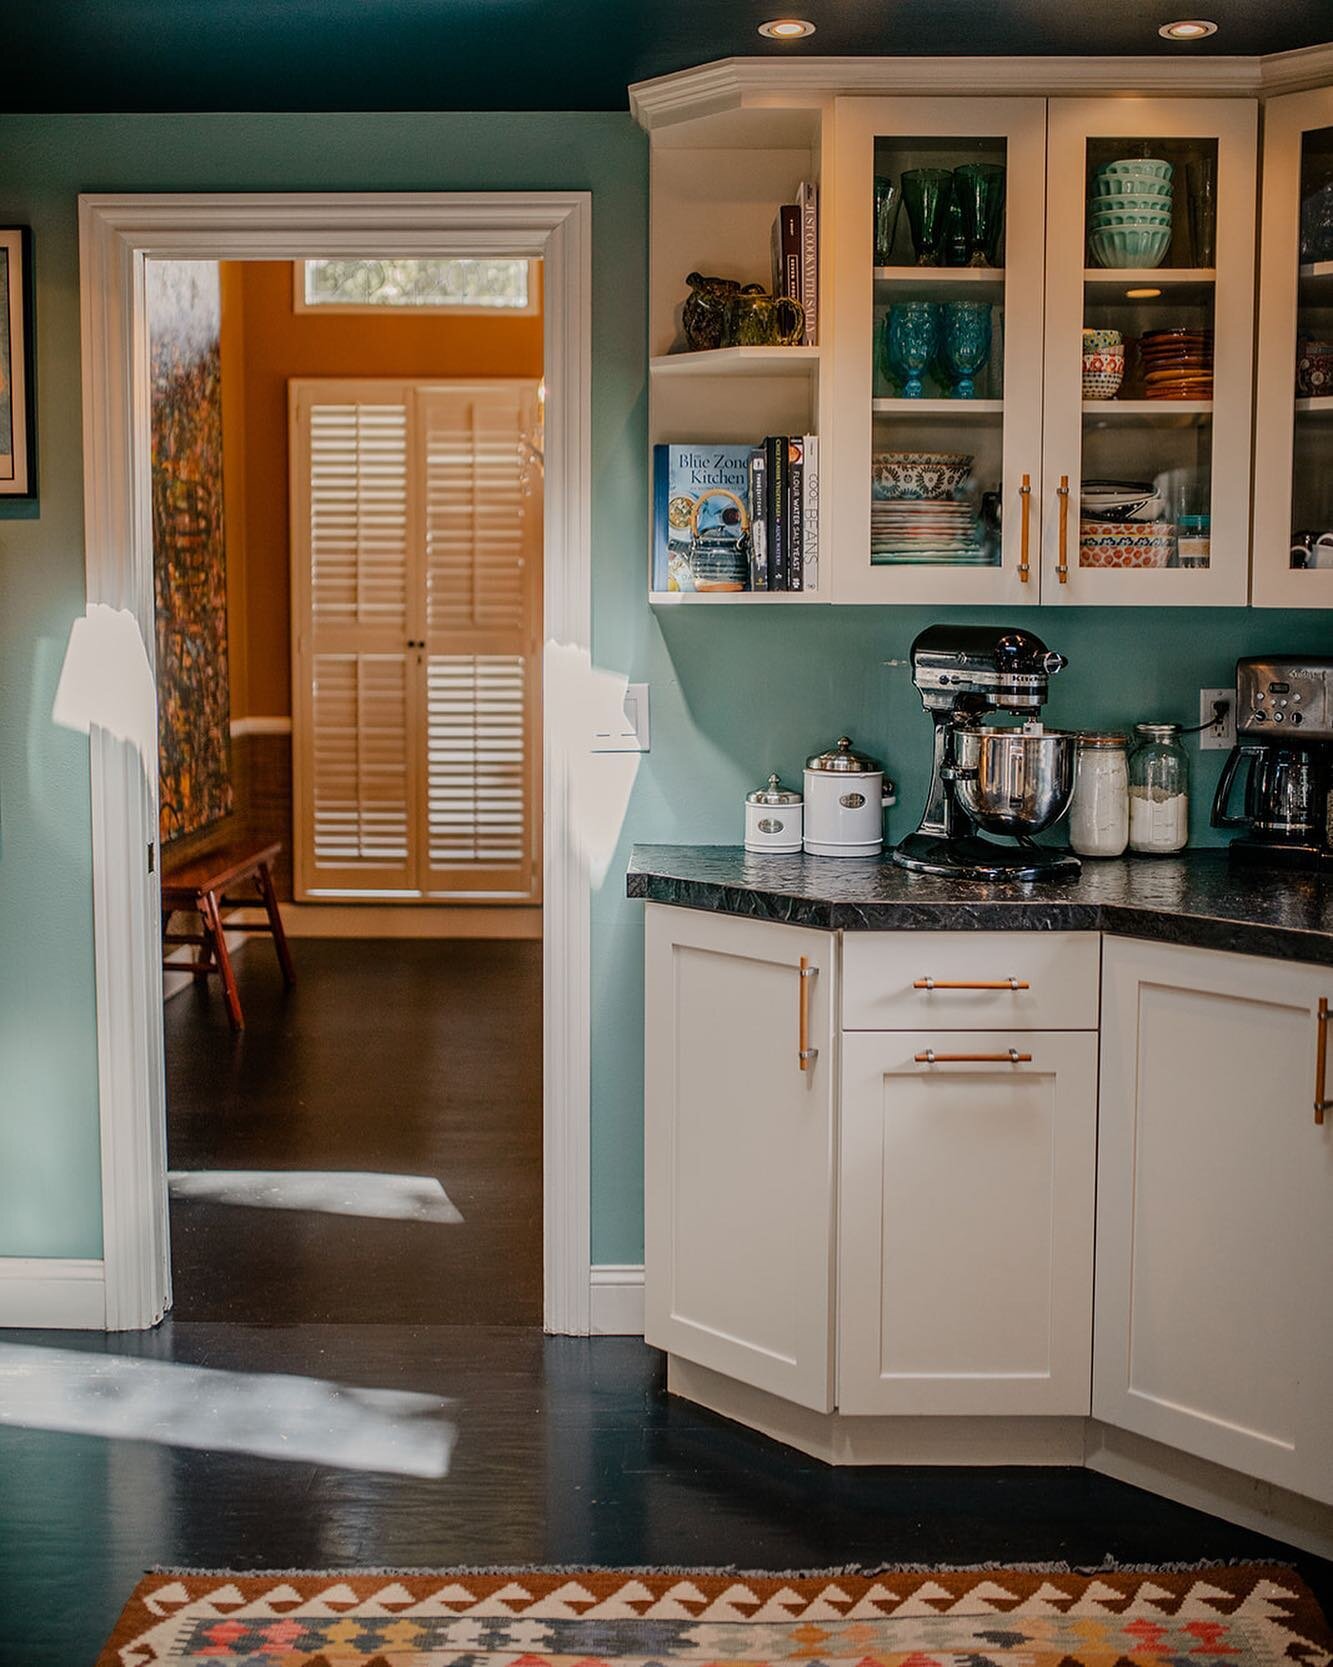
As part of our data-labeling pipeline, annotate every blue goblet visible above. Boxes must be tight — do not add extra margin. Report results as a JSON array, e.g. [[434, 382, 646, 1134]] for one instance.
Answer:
[[941, 300, 993, 399], [883, 301, 940, 399]]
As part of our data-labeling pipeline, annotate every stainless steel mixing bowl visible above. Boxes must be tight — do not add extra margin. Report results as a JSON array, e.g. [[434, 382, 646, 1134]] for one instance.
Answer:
[[948, 727, 1077, 835]]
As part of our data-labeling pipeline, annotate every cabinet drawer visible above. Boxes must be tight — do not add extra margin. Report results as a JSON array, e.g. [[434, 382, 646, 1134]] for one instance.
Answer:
[[842, 931, 1100, 1031]]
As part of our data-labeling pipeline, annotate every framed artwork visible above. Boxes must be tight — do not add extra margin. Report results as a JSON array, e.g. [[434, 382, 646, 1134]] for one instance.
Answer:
[[0, 227, 35, 498]]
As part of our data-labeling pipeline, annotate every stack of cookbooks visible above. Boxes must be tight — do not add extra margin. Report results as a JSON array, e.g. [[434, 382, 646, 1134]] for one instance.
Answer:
[[652, 438, 820, 593], [771, 181, 818, 345]]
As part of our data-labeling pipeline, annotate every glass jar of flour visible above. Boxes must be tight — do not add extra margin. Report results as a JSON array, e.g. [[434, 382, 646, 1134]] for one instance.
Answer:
[[1070, 732, 1129, 858], [1129, 723, 1190, 854]]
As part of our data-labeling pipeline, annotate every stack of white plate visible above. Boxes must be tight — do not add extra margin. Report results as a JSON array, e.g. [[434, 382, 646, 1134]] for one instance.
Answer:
[[871, 499, 992, 565]]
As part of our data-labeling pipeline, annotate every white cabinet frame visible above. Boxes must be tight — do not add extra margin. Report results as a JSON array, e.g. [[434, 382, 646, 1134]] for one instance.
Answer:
[[1252, 86, 1333, 607], [1041, 97, 1257, 605]]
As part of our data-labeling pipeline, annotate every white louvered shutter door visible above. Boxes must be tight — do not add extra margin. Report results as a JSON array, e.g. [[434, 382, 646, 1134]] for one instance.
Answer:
[[418, 383, 542, 900], [291, 384, 422, 897]]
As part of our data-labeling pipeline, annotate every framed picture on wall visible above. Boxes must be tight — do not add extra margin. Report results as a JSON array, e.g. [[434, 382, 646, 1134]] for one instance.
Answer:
[[0, 227, 36, 498]]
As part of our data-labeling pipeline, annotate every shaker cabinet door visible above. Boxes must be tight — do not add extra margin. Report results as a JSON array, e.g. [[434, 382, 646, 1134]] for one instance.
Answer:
[[1095, 939, 1333, 1504], [643, 905, 837, 1411], [838, 1029, 1097, 1416]]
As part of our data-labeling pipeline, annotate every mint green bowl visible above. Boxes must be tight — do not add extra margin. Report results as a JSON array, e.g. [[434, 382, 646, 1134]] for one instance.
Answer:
[[1098, 158, 1174, 183], [1088, 225, 1172, 268], [1090, 191, 1175, 214], [1090, 208, 1174, 229], [1092, 175, 1173, 199]]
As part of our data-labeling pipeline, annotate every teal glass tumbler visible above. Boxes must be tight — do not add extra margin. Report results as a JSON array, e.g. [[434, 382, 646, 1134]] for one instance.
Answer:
[[873, 176, 901, 266], [953, 162, 1006, 266], [883, 301, 941, 398], [901, 168, 953, 266], [941, 300, 993, 398]]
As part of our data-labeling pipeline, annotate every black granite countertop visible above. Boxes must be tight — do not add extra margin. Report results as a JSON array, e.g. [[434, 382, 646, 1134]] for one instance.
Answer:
[[627, 844, 1333, 966]]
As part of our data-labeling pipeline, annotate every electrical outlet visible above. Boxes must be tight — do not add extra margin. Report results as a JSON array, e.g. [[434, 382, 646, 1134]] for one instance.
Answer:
[[1199, 687, 1236, 751]]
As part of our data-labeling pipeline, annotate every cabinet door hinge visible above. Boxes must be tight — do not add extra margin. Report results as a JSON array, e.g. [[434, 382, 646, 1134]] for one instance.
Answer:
[[147, 842, 156, 874]]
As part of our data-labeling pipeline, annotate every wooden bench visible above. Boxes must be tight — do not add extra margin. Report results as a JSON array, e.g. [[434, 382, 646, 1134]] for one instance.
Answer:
[[161, 839, 295, 1030]]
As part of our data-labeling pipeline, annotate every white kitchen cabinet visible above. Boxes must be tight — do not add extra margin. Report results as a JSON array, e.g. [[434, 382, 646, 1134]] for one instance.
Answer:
[[825, 96, 1049, 605], [1095, 938, 1333, 1505], [839, 1029, 1097, 1415], [1041, 98, 1257, 605], [1252, 86, 1333, 608], [643, 904, 838, 1411]]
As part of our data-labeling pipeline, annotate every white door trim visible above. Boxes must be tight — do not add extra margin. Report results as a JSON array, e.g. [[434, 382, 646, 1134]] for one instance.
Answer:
[[77, 191, 593, 1334]]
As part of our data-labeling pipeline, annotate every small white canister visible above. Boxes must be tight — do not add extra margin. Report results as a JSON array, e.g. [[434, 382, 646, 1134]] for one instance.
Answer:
[[745, 774, 803, 854], [804, 736, 894, 858]]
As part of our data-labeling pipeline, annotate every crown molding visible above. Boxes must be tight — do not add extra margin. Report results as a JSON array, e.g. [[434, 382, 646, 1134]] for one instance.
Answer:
[[630, 46, 1333, 131]]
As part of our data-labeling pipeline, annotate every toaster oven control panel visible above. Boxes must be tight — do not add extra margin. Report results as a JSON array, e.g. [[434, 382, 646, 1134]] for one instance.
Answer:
[[1237, 660, 1333, 740]]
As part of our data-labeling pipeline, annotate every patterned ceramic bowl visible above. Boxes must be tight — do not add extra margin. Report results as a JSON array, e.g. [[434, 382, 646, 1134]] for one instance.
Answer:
[[1082, 327, 1124, 350], [1296, 340, 1333, 397], [871, 450, 973, 501], [1082, 365, 1125, 400], [1088, 225, 1172, 269], [1097, 159, 1174, 183], [1079, 519, 1175, 567]]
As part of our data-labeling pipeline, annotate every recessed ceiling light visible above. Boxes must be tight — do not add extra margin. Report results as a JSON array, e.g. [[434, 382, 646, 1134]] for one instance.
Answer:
[[1159, 18, 1217, 40], [758, 18, 817, 39], [1126, 287, 1163, 298]]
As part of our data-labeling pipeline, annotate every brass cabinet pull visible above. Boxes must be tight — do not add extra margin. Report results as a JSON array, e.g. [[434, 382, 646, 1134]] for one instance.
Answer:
[[1018, 474, 1032, 583], [1056, 474, 1070, 584], [914, 977, 1030, 991], [915, 1048, 1033, 1065], [798, 956, 817, 1072], [1317, 998, 1330, 1125]]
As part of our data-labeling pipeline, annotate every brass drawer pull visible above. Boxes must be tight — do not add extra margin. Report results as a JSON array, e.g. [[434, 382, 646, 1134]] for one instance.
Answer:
[[798, 957, 817, 1072], [1056, 474, 1070, 584], [1317, 998, 1330, 1125], [914, 977, 1030, 991], [915, 1049, 1033, 1065], [1018, 473, 1032, 583]]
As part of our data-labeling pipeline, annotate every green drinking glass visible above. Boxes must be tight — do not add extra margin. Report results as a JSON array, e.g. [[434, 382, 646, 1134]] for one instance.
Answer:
[[953, 162, 1006, 267], [901, 168, 953, 266]]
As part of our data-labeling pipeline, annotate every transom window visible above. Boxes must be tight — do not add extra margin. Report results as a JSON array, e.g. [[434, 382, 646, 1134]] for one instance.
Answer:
[[297, 257, 536, 314]]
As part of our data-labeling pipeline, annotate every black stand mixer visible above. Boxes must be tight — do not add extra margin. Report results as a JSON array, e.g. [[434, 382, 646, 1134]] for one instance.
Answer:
[[894, 624, 1081, 882]]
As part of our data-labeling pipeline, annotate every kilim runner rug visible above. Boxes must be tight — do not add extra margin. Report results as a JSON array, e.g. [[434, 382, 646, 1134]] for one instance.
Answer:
[[94, 1564, 1333, 1667]]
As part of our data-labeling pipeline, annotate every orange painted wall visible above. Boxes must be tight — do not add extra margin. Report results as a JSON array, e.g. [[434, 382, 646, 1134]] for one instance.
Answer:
[[222, 260, 543, 717]]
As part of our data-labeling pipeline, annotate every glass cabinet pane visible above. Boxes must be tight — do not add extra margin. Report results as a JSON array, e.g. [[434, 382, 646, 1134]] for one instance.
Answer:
[[1292, 125, 1333, 572], [871, 133, 1007, 572]]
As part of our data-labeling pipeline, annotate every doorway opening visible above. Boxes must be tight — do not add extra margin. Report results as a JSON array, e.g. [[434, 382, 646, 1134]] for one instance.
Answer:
[[77, 193, 592, 1335], [147, 252, 546, 1323]]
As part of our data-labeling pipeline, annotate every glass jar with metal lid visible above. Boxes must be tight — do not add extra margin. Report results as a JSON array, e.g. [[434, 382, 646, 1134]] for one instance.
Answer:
[[1069, 731, 1130, 858], [744, 773, 803, 854], [1129, 722, 1190, 854], [803, 736, 895, 858]]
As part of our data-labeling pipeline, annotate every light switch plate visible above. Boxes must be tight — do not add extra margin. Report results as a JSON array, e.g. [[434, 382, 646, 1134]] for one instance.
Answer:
[[1199, 687, 1236, 751], [592, 682, 650, 752]]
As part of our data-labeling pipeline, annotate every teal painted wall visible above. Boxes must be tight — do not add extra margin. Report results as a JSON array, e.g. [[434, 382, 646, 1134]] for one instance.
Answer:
[[2, 114, 1330, 1269]]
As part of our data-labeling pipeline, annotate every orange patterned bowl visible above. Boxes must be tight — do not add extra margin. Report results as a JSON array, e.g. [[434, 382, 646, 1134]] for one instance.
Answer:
[[1079, 520, 1174, 568]]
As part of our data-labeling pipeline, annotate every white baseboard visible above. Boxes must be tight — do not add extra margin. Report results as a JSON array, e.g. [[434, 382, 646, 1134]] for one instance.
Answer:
[[590, 1264, 644, 1335], [0, 1258, 107, 1328], [230, 903, 542, 940], [163, 930, 250, 1001]]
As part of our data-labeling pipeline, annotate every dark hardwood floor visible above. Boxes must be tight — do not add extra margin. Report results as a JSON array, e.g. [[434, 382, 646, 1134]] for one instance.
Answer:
[[1, 1325, 1330, 1667], [163, 935, 543, 1325]]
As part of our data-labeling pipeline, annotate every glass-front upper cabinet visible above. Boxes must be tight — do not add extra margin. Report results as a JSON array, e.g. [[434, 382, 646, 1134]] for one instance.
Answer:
[[1041, 98, 1257, 605], [827, 98, 1047, 604], [1253, 87, 1333, 608]]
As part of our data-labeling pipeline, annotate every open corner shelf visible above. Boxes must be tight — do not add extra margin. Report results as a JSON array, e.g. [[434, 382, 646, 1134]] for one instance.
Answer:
[[650, 346, 820, 380], [649, 589, 827, 605]]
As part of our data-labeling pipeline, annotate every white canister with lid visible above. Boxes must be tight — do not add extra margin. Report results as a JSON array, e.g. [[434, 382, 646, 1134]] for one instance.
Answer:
[[803, 736, 895, 858], [745, 774, 803, 854]]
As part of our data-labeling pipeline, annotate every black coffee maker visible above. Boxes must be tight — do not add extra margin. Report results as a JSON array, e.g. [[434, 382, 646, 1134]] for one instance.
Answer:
[[1212, 656, 1333, 870]]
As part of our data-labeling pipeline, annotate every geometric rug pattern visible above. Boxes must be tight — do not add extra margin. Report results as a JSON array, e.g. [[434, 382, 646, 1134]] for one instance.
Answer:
[[96, 1565, 1333, 1667]]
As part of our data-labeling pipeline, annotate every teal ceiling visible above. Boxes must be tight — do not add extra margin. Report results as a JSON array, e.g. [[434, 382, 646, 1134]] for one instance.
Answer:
[[4, 0, 1329, 111]]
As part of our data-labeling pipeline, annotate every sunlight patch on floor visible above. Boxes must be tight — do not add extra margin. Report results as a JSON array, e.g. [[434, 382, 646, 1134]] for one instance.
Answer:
[[167, 1170, 464, 1222], [0, 1344, 456, 1476]]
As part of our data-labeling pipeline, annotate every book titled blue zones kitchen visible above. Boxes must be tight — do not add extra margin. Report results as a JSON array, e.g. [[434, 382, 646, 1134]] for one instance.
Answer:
[[653, 438, 819, 595]]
